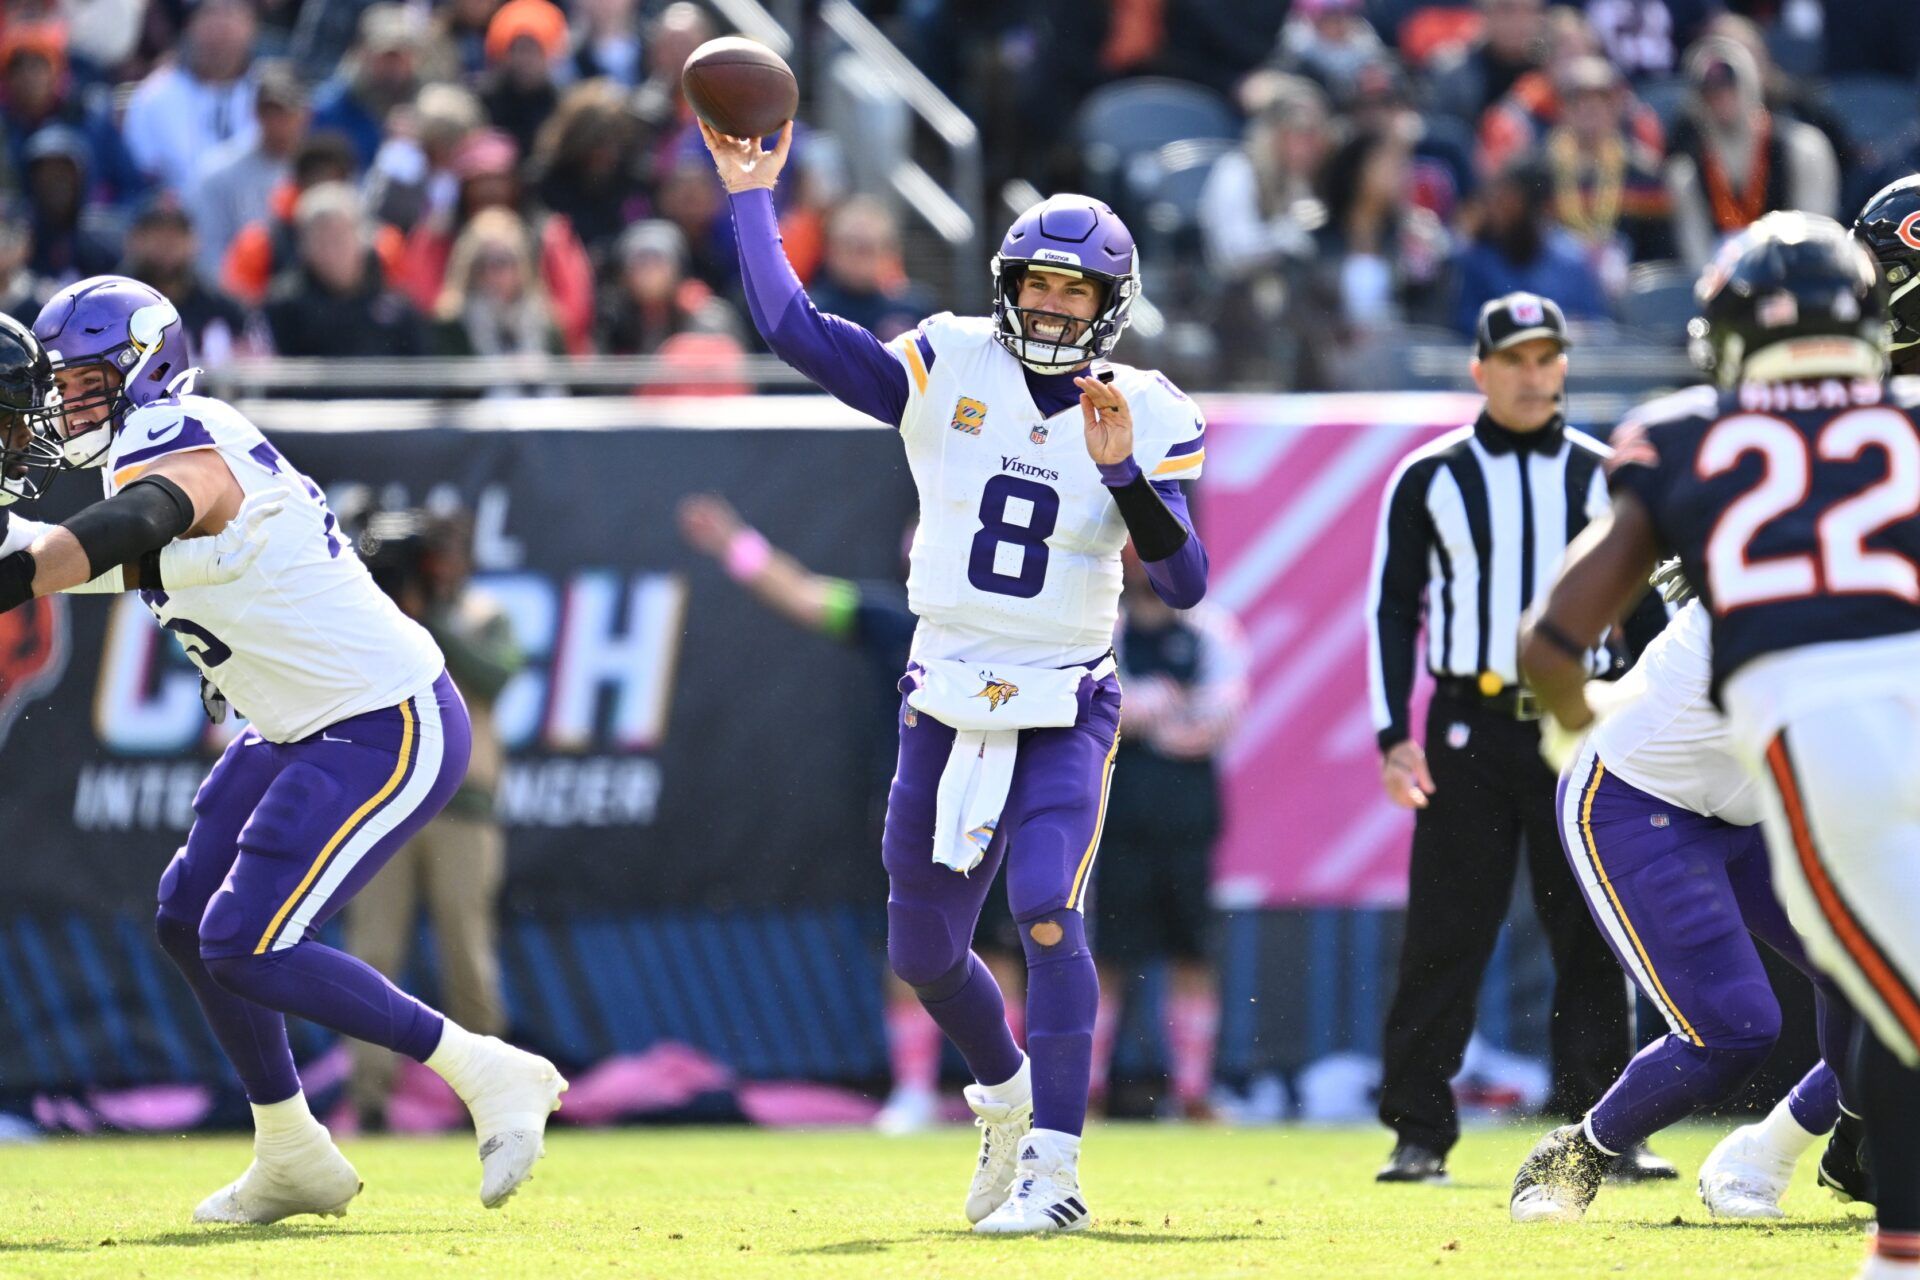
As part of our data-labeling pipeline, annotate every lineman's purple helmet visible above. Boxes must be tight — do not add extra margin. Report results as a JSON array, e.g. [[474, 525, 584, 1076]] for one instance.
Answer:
[[33, 275, 196, 471], [990, 194, 1140, 372]]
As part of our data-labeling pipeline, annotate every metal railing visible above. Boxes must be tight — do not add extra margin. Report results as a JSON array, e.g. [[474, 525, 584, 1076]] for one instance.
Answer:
[[818, 0, 985, 310], [205, 353, 816, 398]]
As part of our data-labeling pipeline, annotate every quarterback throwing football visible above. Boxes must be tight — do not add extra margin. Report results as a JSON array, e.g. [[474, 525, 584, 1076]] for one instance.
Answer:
[[701, 122, 1209, 1233]]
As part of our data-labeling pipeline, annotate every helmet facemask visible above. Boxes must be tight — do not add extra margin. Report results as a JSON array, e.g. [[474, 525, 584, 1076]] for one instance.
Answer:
[[990, 256, 1138, 373], [46, 299, 186, 471], [0, 405, 60, 505]]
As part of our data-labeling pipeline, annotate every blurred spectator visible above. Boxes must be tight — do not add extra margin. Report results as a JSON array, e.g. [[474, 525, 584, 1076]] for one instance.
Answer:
[[419, 0, 502, 83], [1477, 7, 1666, 179], [1451, 158, 1609, 331], [122, 0, 259, 193], [1199, 75, 1331, 285], [1345, 58, 1473, 222], [1149, 0, 1291, 98], [120, 197, 261, 369], [309, 3, 424, 171], [1664, 37, 1838, 269], [1584, 0, 1720, 82], [571, 0, 641, 87], [22, 126, 122, 283], [1700, 14, 1847, 184], [0, 201, 57, 325], [1428, 0, 1546, 126], [807, 197, 932, 343], [223, 130, 403, 304], [1540, 55, 1674, 288], [188, 59, 309, 281], [654, 154, 733, 293], [1311, 128, 1453, 340], [1265, 0, 1386, 103], [629, 2, 714, 171], [363, 83, 483, 233], [1, 29, 145, 206], [595, 220, 740, 355], [263, 180, 428, 356], [530, 79, 647, 267], [430, 207, 565, 371], [480, 0, 567, 159], [65, 0, 147, 76], [400, 127, 594, 352], [1094, 550, 1248, 1120]]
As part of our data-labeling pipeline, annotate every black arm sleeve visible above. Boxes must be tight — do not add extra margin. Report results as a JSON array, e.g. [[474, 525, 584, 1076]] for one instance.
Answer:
[[64, 475, 195, 580], [1372, 463, 1432, 752], [1107, 471, 1190, 562]]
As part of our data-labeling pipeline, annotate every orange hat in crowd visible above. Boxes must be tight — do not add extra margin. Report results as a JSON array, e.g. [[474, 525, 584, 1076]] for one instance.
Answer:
[[484, 0, 567, 65]]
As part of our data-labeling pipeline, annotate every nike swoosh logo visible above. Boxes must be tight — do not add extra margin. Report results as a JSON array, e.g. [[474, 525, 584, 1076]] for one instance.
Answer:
[[320, 732, 354, 745]]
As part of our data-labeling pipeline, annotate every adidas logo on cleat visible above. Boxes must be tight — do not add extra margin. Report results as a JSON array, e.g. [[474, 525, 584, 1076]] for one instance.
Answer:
[[1042, 1197, 1088, 1229]]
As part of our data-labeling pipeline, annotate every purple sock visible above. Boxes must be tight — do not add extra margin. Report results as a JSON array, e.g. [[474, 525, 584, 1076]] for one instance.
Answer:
[[915, 952, 1024, 1088], [205, 941, 446, 1062], [1787, 1062, 1841, 1135], [1814, 989, 1857, 1111], [1587, 1034, 1769, 1153], [155, 912, 302, 1104], [1021, 910, 1098, 1136]]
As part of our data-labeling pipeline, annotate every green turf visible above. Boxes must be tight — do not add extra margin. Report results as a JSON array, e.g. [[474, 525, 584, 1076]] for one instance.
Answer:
[[0, 1121, 1874, 1279]]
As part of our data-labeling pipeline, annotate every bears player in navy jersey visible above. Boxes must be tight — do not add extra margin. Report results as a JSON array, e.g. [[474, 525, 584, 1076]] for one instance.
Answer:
[[1856, 174, 1920, 379], [1520, 213, 1920, 1280], [700, 122, 1209, 1233]]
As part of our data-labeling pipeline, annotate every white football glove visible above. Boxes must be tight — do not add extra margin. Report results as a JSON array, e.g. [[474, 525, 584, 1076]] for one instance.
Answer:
[[1539, 676, 1637, 774], [159, 488, 288, 588]]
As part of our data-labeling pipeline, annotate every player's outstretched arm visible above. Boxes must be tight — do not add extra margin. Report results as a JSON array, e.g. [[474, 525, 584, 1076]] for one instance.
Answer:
[[677, 492, 851, 635], [1519, 491, 1660, 731], [699, 122, 912, 426], [1077, 375, 1209, 607], [0, 450, 251, 613]]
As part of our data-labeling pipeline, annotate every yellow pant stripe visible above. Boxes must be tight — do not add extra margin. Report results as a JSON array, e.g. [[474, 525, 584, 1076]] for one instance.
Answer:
[[253, 699, 418, 955], [1578, 758, 1702, 1046], [1066, 726, 1122, 911]]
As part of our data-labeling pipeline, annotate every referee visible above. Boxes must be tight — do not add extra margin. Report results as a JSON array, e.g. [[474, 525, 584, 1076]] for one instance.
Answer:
[[1366, 293, 1669, 1184]]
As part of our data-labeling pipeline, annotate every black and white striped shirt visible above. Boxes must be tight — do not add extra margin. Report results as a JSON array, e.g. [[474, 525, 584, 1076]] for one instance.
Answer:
[[1366, 412, 1650, 750]]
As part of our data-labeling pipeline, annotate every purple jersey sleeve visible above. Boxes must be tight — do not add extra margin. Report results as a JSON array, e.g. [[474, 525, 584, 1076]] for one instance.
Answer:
[[729, 188, 911, 425], [1096, 454, 1210, 607]]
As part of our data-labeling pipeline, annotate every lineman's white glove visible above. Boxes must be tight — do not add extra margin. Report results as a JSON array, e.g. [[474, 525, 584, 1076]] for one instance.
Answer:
[[155, 488, 287, 589]]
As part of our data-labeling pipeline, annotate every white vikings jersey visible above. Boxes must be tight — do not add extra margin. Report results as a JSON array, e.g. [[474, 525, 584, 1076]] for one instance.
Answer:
[[1588, 600, 1762, 827], [887, 314, 1205, 666], [103, 394, 443, 742]]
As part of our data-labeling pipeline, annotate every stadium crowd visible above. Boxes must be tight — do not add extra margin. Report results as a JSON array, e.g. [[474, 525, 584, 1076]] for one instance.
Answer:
[[0, 0, 1917, 391]]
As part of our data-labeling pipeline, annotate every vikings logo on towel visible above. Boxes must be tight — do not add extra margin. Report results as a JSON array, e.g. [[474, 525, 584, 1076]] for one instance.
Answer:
[[973, 674, 1020, 712], [950, 396, 987, 436]]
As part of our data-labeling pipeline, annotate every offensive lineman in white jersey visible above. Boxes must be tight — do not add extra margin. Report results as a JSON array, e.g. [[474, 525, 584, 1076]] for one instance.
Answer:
[[702, 123, 1209, 1232], [1508, 561, 1864, 1222], [0, 277, 565, 1222]]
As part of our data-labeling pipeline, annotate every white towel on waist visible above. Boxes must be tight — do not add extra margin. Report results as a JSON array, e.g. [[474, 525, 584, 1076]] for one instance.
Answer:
[[906, 655, 1116, 873]]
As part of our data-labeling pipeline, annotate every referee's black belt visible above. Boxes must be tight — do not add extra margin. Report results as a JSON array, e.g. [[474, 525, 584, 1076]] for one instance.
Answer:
[[1433, 676, 1541, 722]]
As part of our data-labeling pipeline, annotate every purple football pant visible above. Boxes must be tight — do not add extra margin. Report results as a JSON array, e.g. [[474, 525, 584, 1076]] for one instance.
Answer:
[[883, 671, 1122, 1136], [154, 672, 471, 1104], [1559, 745, 1855, 1152]]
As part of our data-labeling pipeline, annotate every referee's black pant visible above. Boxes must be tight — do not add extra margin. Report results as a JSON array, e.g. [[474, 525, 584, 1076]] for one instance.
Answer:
[[1377, 684, 1631, 1156]]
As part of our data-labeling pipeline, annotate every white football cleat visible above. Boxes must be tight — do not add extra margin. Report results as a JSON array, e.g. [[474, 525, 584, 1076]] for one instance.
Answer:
[[974, 1129, 1091, 1235], [456, 1036, 568, 1208], [962, 1062, 1032, 1224], [874, 1083, 938, 1136], [193, 1136, 361, 1224], [1699, 1122, 1795, 1219]]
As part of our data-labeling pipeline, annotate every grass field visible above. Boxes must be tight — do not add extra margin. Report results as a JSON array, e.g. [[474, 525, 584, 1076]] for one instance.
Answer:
[[0, 1121, 1876, 1279]]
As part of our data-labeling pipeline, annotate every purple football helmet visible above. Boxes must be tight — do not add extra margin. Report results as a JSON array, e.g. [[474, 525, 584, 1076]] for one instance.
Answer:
[[33, 275, 196, 471], [990, 194, 1140, 373]]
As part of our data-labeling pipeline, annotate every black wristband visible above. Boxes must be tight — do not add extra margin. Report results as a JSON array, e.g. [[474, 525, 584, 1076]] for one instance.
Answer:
[[1107, 471, 1190, 562], [1531, 617, 1587, 660], [0, 548, 36, 614], [137, 547, 166, 590]]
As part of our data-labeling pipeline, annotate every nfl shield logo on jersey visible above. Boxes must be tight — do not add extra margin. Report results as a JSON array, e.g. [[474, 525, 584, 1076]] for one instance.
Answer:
[[1030, 422, 1050, 446], [1447, 721, 1470, 749], [950, 397, 987, 435]]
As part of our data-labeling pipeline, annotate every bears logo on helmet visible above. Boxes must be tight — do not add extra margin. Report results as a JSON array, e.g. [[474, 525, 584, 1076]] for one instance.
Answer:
[[0, 595, 68, 751], [1855, 175, 1920, 372]]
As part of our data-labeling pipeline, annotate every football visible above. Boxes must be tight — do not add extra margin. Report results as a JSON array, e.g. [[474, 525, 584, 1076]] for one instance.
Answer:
[[682, 36, 798, 140]]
